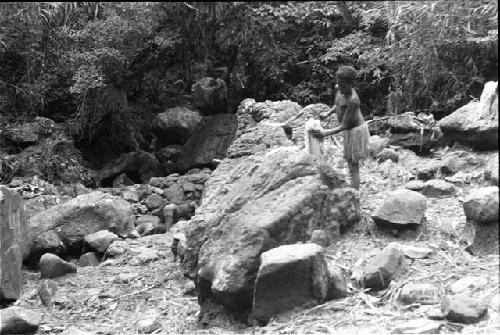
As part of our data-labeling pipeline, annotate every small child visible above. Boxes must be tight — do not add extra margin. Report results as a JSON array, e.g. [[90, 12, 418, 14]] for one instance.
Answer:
[[311, 65, 370, 190]]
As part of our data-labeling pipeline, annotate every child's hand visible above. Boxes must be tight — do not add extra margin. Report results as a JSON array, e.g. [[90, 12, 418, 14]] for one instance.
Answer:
[[310, 129, 324, 138]]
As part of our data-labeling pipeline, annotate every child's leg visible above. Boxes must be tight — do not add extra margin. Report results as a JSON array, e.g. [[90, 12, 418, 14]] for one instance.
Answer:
[[348, 160, 360, 190]]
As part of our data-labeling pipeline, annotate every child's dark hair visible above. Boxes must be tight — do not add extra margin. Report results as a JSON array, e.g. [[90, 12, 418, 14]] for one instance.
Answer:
[[336, 66, 357, 84]]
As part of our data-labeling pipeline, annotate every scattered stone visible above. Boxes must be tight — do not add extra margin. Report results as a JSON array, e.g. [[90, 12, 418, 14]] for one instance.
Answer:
[[38, 280, 58, 307], [326, 260, 347, 300], [129, 247, 160, 265], [9, 178, 23, 188], [0, 306, 42, 334], [307, 229, 330, 248], [441, 293, 489, 324], [106, 240, 130, 257], [462, 187, 499, 224], [137, 310, 162, 334], [136, 215, 165, 237], [448, 276, 489, 295], [253, 243, 328, 324], [376, 148, 399, 163], [144, 193, 164, 211], [28, 191, 135, 259], [369, 135, 390, 157], [39, 253, 77, 279], [113, 272, 138, 284], [416, 163, 440, 181], [79, 252, 99, 267], [84, 230, 119, 253], [1, 186, 30, 302], [391, 319, 442, 334], [372, 189, 427, 228], [422, 179, 455, 197], [122, 190, 139, 202], [163, 184, 184, 204], [440, 152, 478, 175], [387, 243, 433, 259], [399, 283, 441, 305], [362, 244, 406, 290], [404, 180, 425, 191]]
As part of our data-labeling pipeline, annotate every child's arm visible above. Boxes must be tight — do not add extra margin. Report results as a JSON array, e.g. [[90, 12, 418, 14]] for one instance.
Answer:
[[312, 99, 357, 138]]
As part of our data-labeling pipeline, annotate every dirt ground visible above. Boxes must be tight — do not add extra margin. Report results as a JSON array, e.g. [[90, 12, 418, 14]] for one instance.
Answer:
[[14, 147, 500, 335]]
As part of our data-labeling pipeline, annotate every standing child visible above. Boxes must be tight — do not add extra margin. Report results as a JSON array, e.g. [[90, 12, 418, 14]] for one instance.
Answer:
[[311, 65, 370, 190]]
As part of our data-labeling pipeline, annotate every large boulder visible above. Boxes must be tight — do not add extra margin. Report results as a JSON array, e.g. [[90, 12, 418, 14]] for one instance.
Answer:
[[438, 81, 498, 150], [176, 114, 237, 172], [234, 99, 339, 148], [0, 117, 55, 147], [97, 151, 164, 186], [253, 243, 328, 324], [387, 112, 441, 154], [191, 77, 228, 115], [152, 107, 203, 146], [372, 189, 427, 228], [226, 122, 294, 158], [0, 187, 30, 302], [181, 146, 360, 314], [28, 191, 135, 259]]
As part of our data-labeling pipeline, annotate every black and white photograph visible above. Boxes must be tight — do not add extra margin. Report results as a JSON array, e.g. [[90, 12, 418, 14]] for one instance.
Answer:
[[0, 1, 498, 334]]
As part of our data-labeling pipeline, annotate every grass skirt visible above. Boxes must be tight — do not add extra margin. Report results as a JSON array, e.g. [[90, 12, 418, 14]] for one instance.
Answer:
[[343, 122, 370, 162]]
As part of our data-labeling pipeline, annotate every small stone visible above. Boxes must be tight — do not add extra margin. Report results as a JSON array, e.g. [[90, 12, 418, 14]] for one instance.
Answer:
[[106, 240, 129, 257], [84, 230, 119, 253], [163, 184, 184, 204], [448, 276, 489, 295], [441, 293, 489, 324], [137, 310, 161, 334], [113, 272, 138, 284], [38, 280, 58, 307], [39, 253, 77, 279], [182, 181, 195, 193], [308, 229, 330, 248], [122, 190, 139, 202], [391, 319, 442, 334], [387, 242, 433, 259], [144, 194, 164, 210], [8, 178, 23, 188], [372, 189, 427, 228], [404, 180, 425, 191], [462, 187, 499, 224], [416, 163, 440, 181], [136, 215, 164, 237], [129, 248, 160, 265], [422, 179, 455, 197], [113, 173, 134, 188], [399, 283, 441, 305], [362, 244, 406, 291], [377, 148, 399, 163], [369, 135, 390, 157], [326, 260, 347, 300], [79, 252, 99, 267], [0, 306, 42, 334]]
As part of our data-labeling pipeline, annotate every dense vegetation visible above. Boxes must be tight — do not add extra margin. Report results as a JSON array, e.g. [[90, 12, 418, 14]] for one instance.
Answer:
[[0, 1, 497, 157]]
